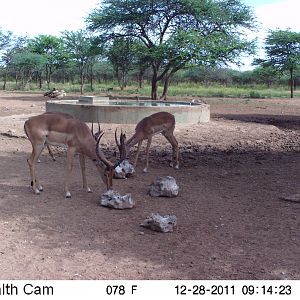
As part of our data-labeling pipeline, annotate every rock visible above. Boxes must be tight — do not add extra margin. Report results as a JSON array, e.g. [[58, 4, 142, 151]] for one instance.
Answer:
[[149, 176, 179, 197], [280, 194, 300, 203], [191, 99, 207, 105], [140, 213, 177, 233], [100, 189, 135, 209], [114, 160, 135, 179], [7, 129, 14, 136]]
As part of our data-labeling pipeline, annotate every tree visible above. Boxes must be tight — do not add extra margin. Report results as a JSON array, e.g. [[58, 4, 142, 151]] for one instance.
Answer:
[[87, 0, 256, 99], [29, 35, 65, 88], [1, 34, 29, 90], [11, 51, 46, 89], [0, 30, 15, 89], [0, 28, 12, 50], [107, 38, 137, 90], [255, 29, 300, 98], [63, 30, 101, 94]]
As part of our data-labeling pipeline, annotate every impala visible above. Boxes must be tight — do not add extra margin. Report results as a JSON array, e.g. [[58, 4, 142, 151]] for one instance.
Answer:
[[24, 112, 126, 198], [37, 112, 74, 162], [41, 114, 101, 162], [125, 111, 179, 172]]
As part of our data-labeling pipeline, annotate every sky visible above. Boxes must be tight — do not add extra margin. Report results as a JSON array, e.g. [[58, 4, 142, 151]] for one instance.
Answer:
[[0, 0, 100, 36], [0, 0, 299, 69]]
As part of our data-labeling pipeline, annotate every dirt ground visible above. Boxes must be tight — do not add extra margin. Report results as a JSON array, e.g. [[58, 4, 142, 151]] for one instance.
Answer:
[[0, 91, 299, 280]]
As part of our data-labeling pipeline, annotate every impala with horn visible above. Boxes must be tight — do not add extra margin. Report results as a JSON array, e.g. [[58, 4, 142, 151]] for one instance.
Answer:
[[24, 112, 126, 198]]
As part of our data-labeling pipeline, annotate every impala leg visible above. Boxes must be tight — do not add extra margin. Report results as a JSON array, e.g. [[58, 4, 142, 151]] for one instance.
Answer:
[[65, 148, 76, 198], [27, 144, 45, 194], [134, 140, 143, 167], [37, 144, 55, 163], [163, 132, 179, 169], [143, 136, 152, 173], [47, 144, 56, 161], [79, 154, 91, 193]]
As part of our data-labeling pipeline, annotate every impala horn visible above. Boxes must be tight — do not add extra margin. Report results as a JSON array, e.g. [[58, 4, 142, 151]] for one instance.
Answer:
[[113, 128, 126, 169], [91, 122, 102, 141], [95, 132, 112, 169]]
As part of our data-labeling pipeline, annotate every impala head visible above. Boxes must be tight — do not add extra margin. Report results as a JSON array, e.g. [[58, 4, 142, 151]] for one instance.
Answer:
[[95, 128, 126, 190]]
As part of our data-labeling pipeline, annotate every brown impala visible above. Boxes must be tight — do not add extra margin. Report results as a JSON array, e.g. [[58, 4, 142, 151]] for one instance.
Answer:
[[125, 111, 179, 172], [24, 112, 126, 198]]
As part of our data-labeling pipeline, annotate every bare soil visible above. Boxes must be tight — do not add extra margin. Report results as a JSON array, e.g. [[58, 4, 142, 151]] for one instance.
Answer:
[[0, 91, 299, 280]]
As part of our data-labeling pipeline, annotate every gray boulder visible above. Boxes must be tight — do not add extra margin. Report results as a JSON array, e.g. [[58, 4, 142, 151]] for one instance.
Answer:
[[100, 190, 135, 209], [114, 160, 136, 179], [149, 176, 179, 197], [140, 213, 177, 233]]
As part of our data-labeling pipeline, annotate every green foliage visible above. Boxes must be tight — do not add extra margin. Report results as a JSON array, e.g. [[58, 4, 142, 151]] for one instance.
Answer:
[[263, 30, 300, 71], [0, 28, 13, 50], [10, 51, 47, 89], [29, 35, 63, 57], [62, 30, 103, 94], [107, 37, 137, 89], [28, 35, 67, 87], [11, 51, 46, 68], [254, 29, 300, 98], [87, 0, 257, 99], [249, 91, 263, 98]]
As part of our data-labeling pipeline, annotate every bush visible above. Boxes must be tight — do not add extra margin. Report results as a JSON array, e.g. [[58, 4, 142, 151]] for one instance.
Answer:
[[249, 91, 264, 99]]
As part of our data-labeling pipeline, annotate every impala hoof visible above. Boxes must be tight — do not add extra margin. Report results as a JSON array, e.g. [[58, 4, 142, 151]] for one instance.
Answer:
[[87, 187, 92, 193], [38, 185, 44, 191], [170, 162, 179, 169], [143, 168, 148, 173], [34, 189, 41, 195], [65, 192, 71, 198]]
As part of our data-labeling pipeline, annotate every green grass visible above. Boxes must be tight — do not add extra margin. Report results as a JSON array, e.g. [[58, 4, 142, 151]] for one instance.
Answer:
[[2, 81, 300, 99]]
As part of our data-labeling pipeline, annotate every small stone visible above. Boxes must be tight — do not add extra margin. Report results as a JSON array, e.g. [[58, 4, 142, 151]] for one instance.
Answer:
[[140, 213, 177, 233], [280, 194, 300, 203], [7, 129, 14, 136], [149, 176, 179, 197], [100, 189, 135, 209]]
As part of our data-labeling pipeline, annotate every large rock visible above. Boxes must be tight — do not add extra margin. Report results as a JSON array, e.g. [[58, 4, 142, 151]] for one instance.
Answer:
[[140, 213, 177, 233], [100, 190, 135, 209], [114, 160, 136, 179], [149, 176, 179, 197]]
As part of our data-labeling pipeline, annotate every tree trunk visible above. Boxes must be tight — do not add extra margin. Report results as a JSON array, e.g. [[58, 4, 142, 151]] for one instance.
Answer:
[[38, 72, 42, 89], [80, 61, 84, 95], [151, 77, 158, 100], [121, 70, 127, 90], [46, 64, 50, 89], [151, 65, 159, 100], [160, 68, 179, 100], [138, 69, 144, 88], [15, 72, 18, 89], [90, 64, 93, 91], [290, 68, 294, 98], [2, 68, 7, 90], [160, 74, 171, 100]]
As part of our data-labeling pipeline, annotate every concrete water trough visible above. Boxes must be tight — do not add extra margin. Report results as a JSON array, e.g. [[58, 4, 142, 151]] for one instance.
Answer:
[[46, 96, 210, 124]]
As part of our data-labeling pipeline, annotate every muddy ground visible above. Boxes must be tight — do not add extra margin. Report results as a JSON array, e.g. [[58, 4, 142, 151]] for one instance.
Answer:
[[0, 91, 299, 280]]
